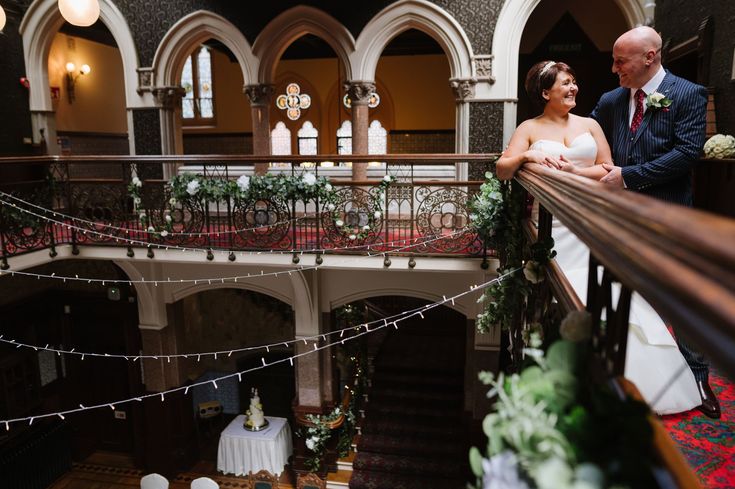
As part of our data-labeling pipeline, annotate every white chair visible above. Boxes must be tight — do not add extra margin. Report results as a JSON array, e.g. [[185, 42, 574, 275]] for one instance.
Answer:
[[191, 476, 220, 489], [140, 473, 169, 489]]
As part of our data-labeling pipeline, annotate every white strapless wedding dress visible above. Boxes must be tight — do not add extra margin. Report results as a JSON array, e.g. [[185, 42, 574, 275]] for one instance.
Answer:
[[530, 132, 700, 415]]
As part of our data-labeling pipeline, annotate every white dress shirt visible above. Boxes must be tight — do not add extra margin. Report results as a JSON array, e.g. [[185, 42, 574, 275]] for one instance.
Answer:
[[627, 66, 666, 127]]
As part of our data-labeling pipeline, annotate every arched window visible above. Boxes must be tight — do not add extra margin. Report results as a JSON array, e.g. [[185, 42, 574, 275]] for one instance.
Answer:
[[297, 121, 318, 155], [336, 120, 352, 155], [181, 46, 214, 124], [368, 120, 387, 155], [271, 121, 291, 155]]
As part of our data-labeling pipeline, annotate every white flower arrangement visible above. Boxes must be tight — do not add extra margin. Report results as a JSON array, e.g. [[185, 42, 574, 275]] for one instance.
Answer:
[[131, 176, 142, 187], [703, 134, 735, 159], [559, 311, 592, 342], [186, 180, 200, 196], [236, 174, 251, 191], [523, 260, 544, 284], [302, 172, 317, 186]]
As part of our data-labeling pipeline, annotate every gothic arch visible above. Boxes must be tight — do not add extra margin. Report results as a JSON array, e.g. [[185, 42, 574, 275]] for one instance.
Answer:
[[152, 10, 258, 89], [490, 0, 646, 100], [253, 5, 355, 84], [331, 288, 469, 317], [352, 0, 474, 82], [20, 0, 141, 113]]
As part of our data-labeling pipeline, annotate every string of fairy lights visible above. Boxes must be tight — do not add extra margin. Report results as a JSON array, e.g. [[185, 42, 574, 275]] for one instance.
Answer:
[[0, 190, 307, 238], [0, 269, 518, 430], [0, 228, 469, 285], [0, 193, 463, 259]]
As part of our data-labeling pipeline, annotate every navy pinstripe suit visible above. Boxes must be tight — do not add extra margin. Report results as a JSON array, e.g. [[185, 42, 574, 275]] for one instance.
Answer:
[[592, 70, 710, 381], [591, 71, 708, 206]]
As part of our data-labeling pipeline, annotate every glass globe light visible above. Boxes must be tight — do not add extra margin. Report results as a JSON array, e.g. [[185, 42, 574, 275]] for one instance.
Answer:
[[66, 62, 76, 73], [58, 0, 100, 27], [0, 6, 6, 32], [80, 64, 91, 75]]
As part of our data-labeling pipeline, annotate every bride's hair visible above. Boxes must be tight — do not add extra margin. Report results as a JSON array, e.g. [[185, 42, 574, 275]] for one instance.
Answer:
[[525, 60, 576, 110]]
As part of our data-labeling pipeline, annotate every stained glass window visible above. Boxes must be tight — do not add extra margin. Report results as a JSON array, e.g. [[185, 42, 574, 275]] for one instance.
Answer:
[[337, 120, 352, 155], [271, 121, 292, 156], [297, 121, 318, 155], [368, 120, 387, 155], [276, 83, 311, 121], [180, 45, 214, 123]]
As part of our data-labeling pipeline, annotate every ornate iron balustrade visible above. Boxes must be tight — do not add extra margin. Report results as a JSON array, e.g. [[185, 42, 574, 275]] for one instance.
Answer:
[[0, 155, 496, 263]]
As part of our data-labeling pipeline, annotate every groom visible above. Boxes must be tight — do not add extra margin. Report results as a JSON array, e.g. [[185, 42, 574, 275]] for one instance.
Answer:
[[591, 26, 720, 418]]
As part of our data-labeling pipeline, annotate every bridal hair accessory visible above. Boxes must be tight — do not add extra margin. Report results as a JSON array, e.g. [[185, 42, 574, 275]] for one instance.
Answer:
[[539, 61, 556, 77]]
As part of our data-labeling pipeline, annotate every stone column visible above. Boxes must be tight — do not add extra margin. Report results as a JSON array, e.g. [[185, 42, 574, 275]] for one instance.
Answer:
[[244, 84, 274, 175], [344, 81, 375, 181], [450, 77, 478, 181], [153, 86, 186, 179]]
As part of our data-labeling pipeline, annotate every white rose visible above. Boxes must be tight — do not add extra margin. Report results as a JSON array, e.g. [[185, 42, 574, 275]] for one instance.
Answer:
[[535, 458, 573, 489], [523, 260, 544, 284], [302, 173, 317, 186], [325, 183, 332, 191], [383, 175, 392, 183], [147, 226, 155, 232], [703, 134, 735, 159], [160, 230, 169, 237], [133, 197, 141, 205], [335, 220, 344, 227], [327, 203, 336, 211], [374, 211, 381, 219], [362, 225, 370, 231], [186, 180, 200, 196], [139, 212, 146, 220], [305, 438, 316, 451], [169, 197, 177, 205], [165, 214, 172, 223], [131, 176, 142, 187], [348, 234, 357, 240], [236, 175, 250, 191], [560, 310, 592, 342]]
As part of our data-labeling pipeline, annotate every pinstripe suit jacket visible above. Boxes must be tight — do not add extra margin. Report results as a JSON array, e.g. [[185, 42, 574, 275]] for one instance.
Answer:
[[591, 71, 707, 206]]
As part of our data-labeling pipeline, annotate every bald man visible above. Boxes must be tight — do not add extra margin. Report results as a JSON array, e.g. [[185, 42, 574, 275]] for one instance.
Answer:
[[591, 26, 719, 418]]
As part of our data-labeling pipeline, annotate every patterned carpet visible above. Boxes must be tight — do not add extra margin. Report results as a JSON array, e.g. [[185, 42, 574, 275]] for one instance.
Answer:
[[661, 372, 735, 489]]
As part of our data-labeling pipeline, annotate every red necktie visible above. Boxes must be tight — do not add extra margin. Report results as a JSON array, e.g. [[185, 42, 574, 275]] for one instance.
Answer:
[[630, 89, 645, 132]]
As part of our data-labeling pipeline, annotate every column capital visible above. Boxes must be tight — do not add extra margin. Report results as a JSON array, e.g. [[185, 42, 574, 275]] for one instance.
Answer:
[[449, 77, 478, 102], [152, 86, 186, 110], [343, 81, 376, 106], [243, 84, 275, 107]]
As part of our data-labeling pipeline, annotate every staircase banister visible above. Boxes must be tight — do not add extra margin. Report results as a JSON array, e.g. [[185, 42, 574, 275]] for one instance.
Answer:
[[516, 165, 735, 378]]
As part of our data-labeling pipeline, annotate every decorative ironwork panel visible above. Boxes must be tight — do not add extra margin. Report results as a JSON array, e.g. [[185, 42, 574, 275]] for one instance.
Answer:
[[415, 185, 481, 254]]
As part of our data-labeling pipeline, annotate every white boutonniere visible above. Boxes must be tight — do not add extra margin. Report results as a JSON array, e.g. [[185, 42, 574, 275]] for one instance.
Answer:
[[646, 91, 672, 111]]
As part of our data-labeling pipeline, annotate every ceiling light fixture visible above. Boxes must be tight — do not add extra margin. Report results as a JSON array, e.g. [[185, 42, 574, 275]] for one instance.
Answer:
[[58, 0, 100, 27]]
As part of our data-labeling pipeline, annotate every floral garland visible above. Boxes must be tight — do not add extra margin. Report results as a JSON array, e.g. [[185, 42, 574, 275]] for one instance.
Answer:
[[469, 312, 655, 489], [298, 406, 344, 472], [469, 174, 555, 334], [128, 173, 393, 240]]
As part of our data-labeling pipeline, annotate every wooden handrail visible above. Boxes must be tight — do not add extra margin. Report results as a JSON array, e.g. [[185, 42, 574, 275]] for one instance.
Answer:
[[516, 165, 735, 378]]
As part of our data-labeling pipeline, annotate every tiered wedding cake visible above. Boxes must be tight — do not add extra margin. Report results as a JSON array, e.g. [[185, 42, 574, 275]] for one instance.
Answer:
[[246, 388, 266, 429]]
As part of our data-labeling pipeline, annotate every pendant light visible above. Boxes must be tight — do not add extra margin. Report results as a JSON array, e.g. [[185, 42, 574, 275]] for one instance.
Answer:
[[0, 5, 6, 32], [58, 0, 100, 27]]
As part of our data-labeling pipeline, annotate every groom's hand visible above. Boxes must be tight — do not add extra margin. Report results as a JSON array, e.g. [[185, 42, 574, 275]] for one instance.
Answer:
[[600, 164, 624, 187]]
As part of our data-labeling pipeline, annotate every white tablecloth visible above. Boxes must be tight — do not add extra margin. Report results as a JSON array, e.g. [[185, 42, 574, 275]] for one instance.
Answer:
[[217, 415, 293, 476]]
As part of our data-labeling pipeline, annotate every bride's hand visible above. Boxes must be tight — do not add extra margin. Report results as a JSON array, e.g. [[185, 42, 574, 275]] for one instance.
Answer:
[[524, 150, 561, 169], [559, 155, 577, 174]]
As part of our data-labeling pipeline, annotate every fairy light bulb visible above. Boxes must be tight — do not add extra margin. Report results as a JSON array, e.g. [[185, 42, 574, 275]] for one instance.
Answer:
[[58, 0, 100, 27]]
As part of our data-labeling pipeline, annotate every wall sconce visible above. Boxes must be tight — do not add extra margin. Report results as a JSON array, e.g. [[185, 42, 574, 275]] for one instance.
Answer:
[[65, 62, 91, 103]]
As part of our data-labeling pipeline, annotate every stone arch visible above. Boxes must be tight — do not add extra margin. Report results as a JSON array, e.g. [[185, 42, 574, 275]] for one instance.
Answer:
[[490, 0, 646, 100], [152, 10, 258, 89], [253, 5, 355, 84], [19, 0, 140, 149], [331, 288, 468, 317], [112, 260, 165, 329], [352, 0, 474, 82], [170, 281, 293, 308]]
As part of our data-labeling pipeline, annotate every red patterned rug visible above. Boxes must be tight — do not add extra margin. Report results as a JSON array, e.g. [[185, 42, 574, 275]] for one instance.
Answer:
[[661, 372, 735, 489]]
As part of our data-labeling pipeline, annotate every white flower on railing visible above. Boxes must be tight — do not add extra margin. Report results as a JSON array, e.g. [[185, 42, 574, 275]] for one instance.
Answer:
[[169, 197, 177, 206], [348, 234, 356, 240], [535, 457, 573, 489], [236, 175, 250, 191], [383, 175, 393, 183], [481, 451, 529, 489], [523, 260, 544, 284], [186, 180, 200, 196], [133, 197, 141, 205], [327, 203, 336, 212], [362, 225, 370, 231], [147, 226, 155, 233], [335, 219, 344, 227], [325, 183, 332, 192], [305, 437, 317, 451], [131, 176, 142, 188], [559, 311, 592, 343], [302, 173, 317, 186], [165, 214, 172, 223], [374, 211, 381, 219], [160, 230, 169, 237]]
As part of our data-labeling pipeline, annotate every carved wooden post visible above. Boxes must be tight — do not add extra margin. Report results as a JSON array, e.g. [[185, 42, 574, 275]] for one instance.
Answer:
[[244, 84, 274, 175]]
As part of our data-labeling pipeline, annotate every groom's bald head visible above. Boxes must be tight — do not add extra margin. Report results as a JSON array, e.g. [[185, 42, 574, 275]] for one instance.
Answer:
[[612, 26, 663, 88]]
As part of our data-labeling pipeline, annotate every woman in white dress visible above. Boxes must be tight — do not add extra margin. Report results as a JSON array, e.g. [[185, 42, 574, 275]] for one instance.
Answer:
[[495, 60, 700, 415]]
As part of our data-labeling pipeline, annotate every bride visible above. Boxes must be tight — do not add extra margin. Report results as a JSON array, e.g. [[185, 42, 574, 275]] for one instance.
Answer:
[[495, 60, 700, 415]]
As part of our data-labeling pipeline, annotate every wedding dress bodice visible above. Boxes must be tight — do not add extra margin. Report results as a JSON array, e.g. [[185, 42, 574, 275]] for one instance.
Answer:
[[529, 132, 597, 168]]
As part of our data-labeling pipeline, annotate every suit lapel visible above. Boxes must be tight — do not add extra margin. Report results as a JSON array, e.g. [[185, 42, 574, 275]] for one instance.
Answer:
[[631, 72, 676, 146]]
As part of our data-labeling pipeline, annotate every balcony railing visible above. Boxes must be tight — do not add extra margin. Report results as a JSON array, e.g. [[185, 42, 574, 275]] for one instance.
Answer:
[[0, 154, 496, 263]]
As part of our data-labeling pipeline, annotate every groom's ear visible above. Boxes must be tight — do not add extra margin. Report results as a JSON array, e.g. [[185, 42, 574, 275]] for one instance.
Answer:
[[542, 89, 550, 101]]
